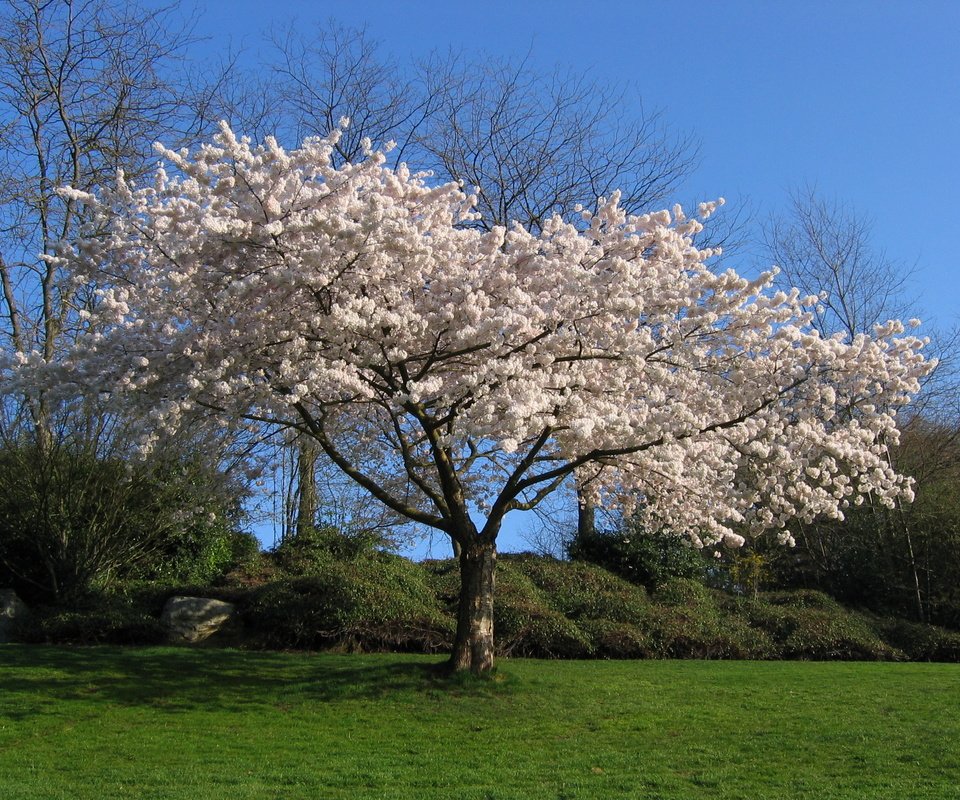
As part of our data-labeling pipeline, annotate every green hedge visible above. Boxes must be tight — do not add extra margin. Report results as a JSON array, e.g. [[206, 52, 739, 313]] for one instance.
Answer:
[[870, 617, 960, 662], [577, 619, 652, 658], [643, 579, 776, 659], [644, 605, 776, 659], [507, 554, 650, 624]]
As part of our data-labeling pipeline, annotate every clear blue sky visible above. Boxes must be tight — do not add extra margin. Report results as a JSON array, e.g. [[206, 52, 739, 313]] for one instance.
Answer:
[[181, 0, 960, 554]]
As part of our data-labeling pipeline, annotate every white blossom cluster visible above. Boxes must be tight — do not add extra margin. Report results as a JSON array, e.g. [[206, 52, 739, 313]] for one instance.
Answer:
[[10, 123, 932, 545]]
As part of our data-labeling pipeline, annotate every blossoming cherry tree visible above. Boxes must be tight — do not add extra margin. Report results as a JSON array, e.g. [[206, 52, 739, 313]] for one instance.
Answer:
[[39, 125, 929, 672]]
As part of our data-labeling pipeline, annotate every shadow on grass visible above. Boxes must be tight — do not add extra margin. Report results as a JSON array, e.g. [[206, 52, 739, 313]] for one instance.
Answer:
[[0, 645, 510, 719]]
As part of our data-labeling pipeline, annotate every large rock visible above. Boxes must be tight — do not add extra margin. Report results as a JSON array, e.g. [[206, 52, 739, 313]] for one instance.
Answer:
[[161, 596, 237, 643], [0, 589, 29, 643]]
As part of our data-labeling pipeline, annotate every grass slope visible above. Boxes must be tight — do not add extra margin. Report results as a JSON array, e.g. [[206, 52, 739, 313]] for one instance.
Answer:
[[1, 645, 958, 799]]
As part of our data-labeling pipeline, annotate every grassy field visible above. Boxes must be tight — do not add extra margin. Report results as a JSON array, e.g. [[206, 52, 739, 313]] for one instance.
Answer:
[[1, 645, 958, 799]]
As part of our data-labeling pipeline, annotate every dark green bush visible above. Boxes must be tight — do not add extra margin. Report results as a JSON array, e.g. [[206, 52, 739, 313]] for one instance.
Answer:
[[109, 582, 178, 618], [578, 618, 651, 658], [272, 525, 384, 576], [146, 583, 253, 608], [247, 554, 452, 652], [219, 550, 281, 588], [129, 525, 259, 588], [422, 558, 461, 608], [246, 576, 349, 649], [760, 589, 843, 611], [16, 601, 167, 645], [654, 577, 716, 609], [0, 443, 250, 602], [781, 611, 897, 660], [568, 525, 705, 591], [740, 596, 899, 660], [485, 559, 594, 658], [641, 603, 776, 659], [871, 617, 960, 662], [497, 612, 592, 658]]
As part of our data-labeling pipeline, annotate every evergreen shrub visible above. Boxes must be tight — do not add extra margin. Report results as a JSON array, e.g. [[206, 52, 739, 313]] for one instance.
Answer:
[[247, 553, 451, 652], [272, 525, 384, 576], [871, 617, 960, 662], [577, 618, 651, 658], [643, 602, 776, 659], [741, 595, 899, 660], [654, 577, 716, 609], [568, 527, 705, 590]]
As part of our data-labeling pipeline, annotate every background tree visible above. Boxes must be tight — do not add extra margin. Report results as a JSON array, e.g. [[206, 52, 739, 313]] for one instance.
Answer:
[[0, 0, 210, 412], [762, 188, 917, 339], [27, 128, 930, 672]]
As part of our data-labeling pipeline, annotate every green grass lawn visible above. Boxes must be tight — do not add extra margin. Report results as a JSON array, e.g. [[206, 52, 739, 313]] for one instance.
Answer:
[[1, 645, 958, 799]]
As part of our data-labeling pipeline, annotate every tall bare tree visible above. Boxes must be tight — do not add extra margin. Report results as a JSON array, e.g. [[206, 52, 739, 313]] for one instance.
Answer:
[[417, 56, 695, 231], [763, 187, 917, 339], [268, 21, 447, 166], [0, 0, 213, 441]]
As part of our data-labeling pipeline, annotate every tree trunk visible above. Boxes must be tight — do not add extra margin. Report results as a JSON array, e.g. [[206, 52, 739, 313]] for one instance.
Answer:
[[577, 494, 596, 540], [295, 438, 319, 537], [897, 502, 925, 622], [448, 542, 497, 674]]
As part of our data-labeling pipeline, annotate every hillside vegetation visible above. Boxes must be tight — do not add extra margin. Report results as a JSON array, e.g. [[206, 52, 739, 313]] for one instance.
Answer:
[[12, 537, 960, 662]]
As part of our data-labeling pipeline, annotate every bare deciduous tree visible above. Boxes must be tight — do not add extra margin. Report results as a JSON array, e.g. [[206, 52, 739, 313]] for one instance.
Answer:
[[415, 54, 696, 231], [762, 187, 917, 339], [0, 0, 221, 441], [268, 21, 447, 167]]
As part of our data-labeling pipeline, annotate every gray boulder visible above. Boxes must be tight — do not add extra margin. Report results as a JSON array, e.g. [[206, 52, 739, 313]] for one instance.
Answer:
[[161, 596, 237, 643], [0, 589, 29, 643]]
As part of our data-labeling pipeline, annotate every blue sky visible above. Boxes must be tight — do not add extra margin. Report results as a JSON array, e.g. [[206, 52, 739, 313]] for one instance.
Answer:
[[189, 0, 959, 326], [181, 0, 960, 554]]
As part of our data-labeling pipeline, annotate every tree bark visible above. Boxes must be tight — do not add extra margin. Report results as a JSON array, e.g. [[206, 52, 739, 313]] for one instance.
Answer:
[[448, 542, 497, 674], [577, 492, 596, 540], [295, 438, 319, 537]]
